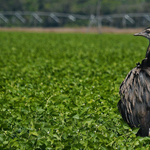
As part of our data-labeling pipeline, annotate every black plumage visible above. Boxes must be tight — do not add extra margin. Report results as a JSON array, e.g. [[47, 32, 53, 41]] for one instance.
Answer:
[[118, 27, 150, 137]]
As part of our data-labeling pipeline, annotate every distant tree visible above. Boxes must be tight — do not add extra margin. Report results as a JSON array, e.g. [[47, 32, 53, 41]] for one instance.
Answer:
[[0, 0, 23, 11]]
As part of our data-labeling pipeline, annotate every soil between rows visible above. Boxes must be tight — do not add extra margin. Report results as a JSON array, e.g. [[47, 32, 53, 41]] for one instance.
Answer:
[[0, 27, 143, 34]]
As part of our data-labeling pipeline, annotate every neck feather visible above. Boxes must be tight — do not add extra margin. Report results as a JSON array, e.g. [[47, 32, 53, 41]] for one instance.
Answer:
[[146, 41, 150, 58]]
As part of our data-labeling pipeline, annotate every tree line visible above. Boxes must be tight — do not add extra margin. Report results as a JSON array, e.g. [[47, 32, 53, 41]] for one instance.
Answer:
[[1, 0, 150, 15]]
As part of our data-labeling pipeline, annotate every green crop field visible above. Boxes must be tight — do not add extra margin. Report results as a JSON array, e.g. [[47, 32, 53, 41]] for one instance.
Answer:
[[0, 32, 150, 150]]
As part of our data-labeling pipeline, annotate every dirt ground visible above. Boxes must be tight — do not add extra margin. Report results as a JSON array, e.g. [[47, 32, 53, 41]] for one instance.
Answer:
[[0, 27, 144, 34]]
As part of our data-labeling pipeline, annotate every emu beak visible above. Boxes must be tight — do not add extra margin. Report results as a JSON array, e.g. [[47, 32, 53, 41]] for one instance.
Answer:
[[134, 31, 147, 37], [134, 33, 140, 36]]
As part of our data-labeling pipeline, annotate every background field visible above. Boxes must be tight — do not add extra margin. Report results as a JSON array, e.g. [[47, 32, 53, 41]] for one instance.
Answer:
[[0, 32, 150, 149]]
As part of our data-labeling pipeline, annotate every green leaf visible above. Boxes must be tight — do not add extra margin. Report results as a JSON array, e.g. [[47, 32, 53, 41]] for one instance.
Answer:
[[3, 141, 8, 145], [132, 128, 139, 134], [123, 125, 130, 129], [73, 114, 79, 119], [29, 131, 38, 136], [134, 141, 139, 146]]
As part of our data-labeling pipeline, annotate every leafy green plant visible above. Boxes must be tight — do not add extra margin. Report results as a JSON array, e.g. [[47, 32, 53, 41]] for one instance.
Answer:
[[0, 32, 150, 149]]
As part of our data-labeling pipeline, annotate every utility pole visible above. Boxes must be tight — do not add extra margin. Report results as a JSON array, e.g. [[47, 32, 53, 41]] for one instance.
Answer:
[[97, 0, 102, 33]]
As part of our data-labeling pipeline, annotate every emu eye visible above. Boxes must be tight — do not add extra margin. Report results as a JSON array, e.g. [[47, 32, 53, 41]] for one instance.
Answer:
[[146, 30, 150, 33]]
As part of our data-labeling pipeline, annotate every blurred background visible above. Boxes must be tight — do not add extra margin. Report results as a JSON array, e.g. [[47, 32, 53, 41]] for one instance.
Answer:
[[0, 0, 150, 32]]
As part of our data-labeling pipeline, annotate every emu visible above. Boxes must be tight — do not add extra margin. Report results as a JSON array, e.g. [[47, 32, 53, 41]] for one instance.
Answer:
[[118, 27, 150, 137]]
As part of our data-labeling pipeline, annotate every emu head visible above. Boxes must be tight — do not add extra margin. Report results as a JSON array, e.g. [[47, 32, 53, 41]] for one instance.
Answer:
[[134, 27, 150, 39]]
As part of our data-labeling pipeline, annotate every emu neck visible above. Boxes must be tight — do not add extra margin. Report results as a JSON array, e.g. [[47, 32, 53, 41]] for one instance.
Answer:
[[140, 41, 150, 68], [146, 41, 150, 58]]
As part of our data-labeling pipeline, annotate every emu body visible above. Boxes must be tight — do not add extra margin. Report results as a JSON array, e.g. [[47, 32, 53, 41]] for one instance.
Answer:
[[118, 27, 150, 137]]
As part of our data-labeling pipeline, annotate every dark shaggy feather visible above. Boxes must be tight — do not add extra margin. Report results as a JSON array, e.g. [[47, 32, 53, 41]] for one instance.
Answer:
[[118, 66, 150, 136]]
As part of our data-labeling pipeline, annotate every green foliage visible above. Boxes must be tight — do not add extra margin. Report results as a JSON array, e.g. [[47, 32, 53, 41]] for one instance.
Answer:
[[0, 32, 150, 149]]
